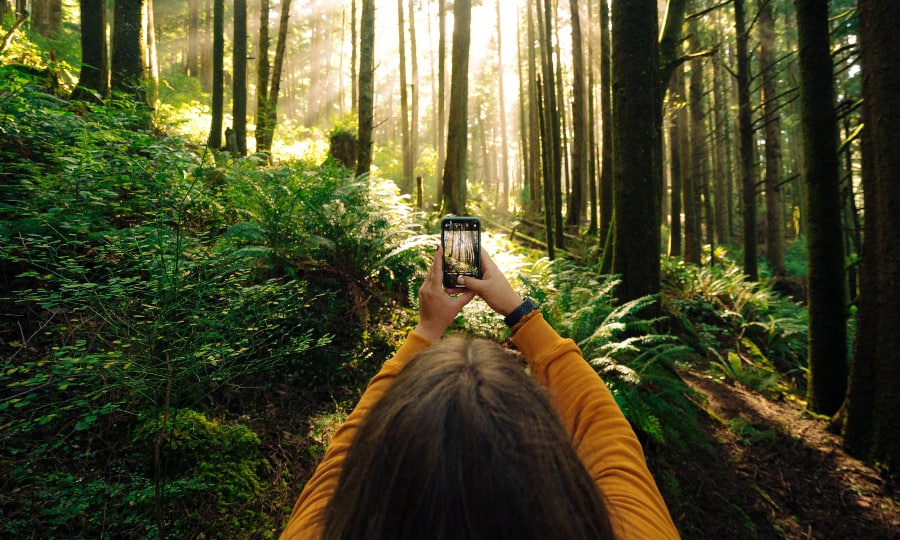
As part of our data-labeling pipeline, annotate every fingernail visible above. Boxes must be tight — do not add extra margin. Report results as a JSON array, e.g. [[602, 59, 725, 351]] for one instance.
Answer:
[[456, 276, 465, 285]]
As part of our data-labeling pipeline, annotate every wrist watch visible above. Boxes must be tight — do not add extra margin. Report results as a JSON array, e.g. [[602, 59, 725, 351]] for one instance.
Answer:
[[504, 297, 538, 327]]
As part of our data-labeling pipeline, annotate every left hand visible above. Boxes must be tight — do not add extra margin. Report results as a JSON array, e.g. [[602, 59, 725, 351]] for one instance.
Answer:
[[414, 248, 476, 342]]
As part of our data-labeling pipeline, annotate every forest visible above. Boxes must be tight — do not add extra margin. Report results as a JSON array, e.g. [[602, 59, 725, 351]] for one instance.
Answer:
[[1, 0, 898, 538]]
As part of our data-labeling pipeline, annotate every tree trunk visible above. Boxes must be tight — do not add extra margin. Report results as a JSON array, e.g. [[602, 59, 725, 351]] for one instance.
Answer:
[[74, 0, 108, 100], [436, 0, 447, 203], [611, 0, 661, 301], [355, 0, 375, 176], [495, 0, 510, 215], [712, 53, 731, 246], [350, 0, 358, 112], [408, 0, 419, 198], [734, 0, 758, 281], [794, 0, 847, 416], [143, 0, 158, 108], [255, 0, 271, 153], [537, 0, 562, 248], [258, 0, 292, 153], [233, 0, 248, 156], [111, 0, 146, 97], [667, 68, 686, 259], [686, 26, 705, 265], [208, 0, 224, 149], [759, 0, 786, 275], [844, 0, 900, 476], [538, 77, 555, 259], [586, 0, 598, 235], [565, 0, 587, 230], [186, 0, 200, 77], [397, 0, 412, 193], [598, 0, 613, 259], [441, 0, 471, 215], [525, 0, 542, 215]]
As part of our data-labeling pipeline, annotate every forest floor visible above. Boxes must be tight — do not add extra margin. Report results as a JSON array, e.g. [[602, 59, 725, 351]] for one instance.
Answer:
[[668, 369, 899, 539]]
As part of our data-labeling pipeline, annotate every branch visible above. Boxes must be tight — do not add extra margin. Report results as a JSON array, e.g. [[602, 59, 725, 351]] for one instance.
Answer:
[[1, 11, 29, 54]]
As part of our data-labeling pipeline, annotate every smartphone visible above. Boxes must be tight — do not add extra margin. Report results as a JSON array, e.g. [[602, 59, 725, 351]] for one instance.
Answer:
[[441, 217, 482, 288]]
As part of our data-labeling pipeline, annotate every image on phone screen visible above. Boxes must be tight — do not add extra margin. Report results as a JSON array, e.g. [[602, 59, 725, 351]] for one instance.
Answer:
[[442, 218, 481, 288]]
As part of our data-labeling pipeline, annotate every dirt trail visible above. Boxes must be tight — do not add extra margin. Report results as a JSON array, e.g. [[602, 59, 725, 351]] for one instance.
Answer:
[[672, 371, 899, 539]]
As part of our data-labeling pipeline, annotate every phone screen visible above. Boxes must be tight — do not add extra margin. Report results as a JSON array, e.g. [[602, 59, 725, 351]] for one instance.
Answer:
[[441, 217, 481, 288]]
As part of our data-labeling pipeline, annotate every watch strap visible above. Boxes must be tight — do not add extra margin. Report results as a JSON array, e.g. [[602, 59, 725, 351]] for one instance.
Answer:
[[504, 297, 538, 328]]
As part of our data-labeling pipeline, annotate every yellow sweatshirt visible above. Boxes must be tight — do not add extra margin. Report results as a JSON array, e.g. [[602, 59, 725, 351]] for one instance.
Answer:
[[280, 313, 680, 539]]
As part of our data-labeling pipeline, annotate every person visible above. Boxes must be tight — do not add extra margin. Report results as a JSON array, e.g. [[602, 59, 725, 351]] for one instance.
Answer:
[[280, 248, 680, 539]]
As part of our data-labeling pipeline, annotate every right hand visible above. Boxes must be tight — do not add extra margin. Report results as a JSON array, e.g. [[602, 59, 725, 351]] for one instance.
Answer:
[[456, 249, 524, 317]]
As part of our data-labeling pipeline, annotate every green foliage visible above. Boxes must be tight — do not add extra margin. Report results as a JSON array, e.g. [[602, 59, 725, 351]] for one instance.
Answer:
[[661, 255, 809, 394], [518, 259, 706, 451], [130, 409, 271, 538]]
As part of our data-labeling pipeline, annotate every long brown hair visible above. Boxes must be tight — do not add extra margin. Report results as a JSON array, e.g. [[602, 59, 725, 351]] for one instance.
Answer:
[[323, 337, 616, 540]]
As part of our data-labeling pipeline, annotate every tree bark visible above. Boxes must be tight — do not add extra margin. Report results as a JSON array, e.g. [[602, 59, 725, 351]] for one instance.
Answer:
[[233, 0, 248, 156], [686, 25, 705, 265], [734, 0, 758, 281], [208, 0, 224, 149], [355, 0, 375, 176], [74, 0, 109, 100], [495, 0, 510, 215], [565, 0, 587, 230], [397, 0, 412, 193], [441, 0, 472, 215], [436, 0, 447, 203], [667, 68, 686, 258], [186, 0, 200, 77], [598, 0, 613, 258], [611, 0, 661, 301], [843, 0, 900, 475], [408, 0, 419, 199], [111, 0, 146, 97], [759, 0, 786, 275], [794, 0, 847, 416], [255, 0, 271, 153]]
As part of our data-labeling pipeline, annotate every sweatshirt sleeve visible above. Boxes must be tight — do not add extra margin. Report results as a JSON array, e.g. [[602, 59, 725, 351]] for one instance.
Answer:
[[511, 313, 680, 540], [278, 331, 433, 540]]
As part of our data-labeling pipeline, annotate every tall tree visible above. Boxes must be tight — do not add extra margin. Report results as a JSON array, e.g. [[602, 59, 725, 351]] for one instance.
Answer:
[[355, 0, 375, 176], [598, 0, 613, 255], [73, 0, 108, 100], [408, 0, 420, 200], [495, 0, 510, 215], [233, 0, 248, 155], [685, 24, 705, 265], [440, 0, 472, 214], [844, 0, 900, 476], [32, 0, 61, 37], [759, 0, 786, 275], [611, 0, 661, 301], [666, 68, 686, 259], [794, 0, 847, 416], [208, 0, 224, 149], [143, 0, 158, 107], [256, 0, 271, 153], [524, 0, 542, 215], [436, 0, 447, 203], [111, 0, 146, 97], [397, 0, 412, 193], [258, 0, 293, 154], [186, 0, 200, 77], [734, 0, 758, 281], [537, 0, 562, 249], [565, 0, 587, 230]]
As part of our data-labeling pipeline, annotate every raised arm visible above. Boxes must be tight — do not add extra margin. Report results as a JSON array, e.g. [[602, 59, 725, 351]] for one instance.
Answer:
[[460, 250, 679, 539]]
